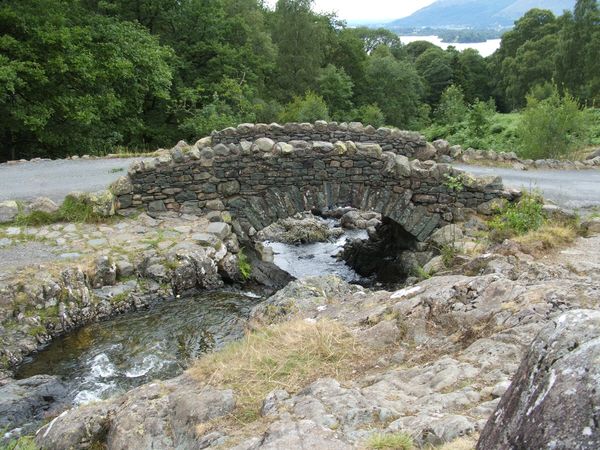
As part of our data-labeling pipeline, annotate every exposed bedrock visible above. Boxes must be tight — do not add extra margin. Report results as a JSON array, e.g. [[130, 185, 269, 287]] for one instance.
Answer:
[[477, 309, 600, 450]]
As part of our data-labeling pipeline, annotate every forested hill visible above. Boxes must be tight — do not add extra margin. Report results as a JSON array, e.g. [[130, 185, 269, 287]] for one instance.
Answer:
[[390, 0, 575, 28], [0, 0, 598, 162]]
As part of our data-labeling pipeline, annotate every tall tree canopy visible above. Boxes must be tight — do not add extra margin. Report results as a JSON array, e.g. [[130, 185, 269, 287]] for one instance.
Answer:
[[0, 0, 598, 161]]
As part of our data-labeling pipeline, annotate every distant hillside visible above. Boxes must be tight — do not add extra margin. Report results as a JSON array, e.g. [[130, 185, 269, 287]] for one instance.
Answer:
[[390, 0, 575, 28]]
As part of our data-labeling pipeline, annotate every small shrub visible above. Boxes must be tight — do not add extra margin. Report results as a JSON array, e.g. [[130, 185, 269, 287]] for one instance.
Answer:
[[435, 85, 468, 125], [354, 104, 386, 128], [366, 432, 414, 450], [517, 85, 588, 160], [237, 248, 252, 281], [441, 244, 457, 267], [444, 174, 465, 193], [489, 193, 545, 240], [279, 91, 330, 123]]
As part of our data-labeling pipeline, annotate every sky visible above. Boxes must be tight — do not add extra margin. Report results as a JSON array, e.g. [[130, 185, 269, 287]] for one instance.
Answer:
[[264, 0, 437, 23]]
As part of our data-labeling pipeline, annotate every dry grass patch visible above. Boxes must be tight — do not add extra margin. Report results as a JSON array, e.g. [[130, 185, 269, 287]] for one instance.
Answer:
[[514, 224, 577, 255], [433, 435, 479, 450], [188, 319, 371, 424]]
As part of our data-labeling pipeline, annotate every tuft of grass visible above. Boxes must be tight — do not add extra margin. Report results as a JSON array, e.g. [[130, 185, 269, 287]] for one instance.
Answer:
[[13, 195, 103, 226], [237, 248, 251, 281], [514, 224, 577, 255], [440, 244, 457, 267], [57, 195, 99, 223], [366, 432, 414, 450], [108, 167, 125, 173], [412, 265, 431, 280], [188, 319, 369, 424]]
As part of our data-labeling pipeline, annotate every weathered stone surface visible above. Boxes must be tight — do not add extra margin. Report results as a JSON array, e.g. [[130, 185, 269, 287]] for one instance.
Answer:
[[254, 137, 275, 152], [191, 232, 219, 247], [218, 180, 240, 196], [0, 375, 67, 430], [26, 197, 59, 214], [207, 222, 231, 239], [429, 224, 463, 247], [148, 199, 167, 212], [145, 263, 168, 281], [91, 256, 117, 288], [171, 247, 223, 294], [37, 375, 235, 450], [257, 215, 342, 244], [0, 200, 19, 223], [477, 309, 600, 450], [86, 190, 116, 217], [110, 176, 134, 196], [432, 139, 450, 156], [583, 217, 600, 234], [414, 142, 437, 161], [477, 198, 507, 215]]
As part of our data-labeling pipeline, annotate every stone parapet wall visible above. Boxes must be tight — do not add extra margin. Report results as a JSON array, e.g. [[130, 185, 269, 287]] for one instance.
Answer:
[[210, 121, 428, 159], [114, 136, 512, 242]]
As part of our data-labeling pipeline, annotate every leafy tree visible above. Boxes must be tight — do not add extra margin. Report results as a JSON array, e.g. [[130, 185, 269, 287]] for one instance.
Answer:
[[556, 0, 600, 105], [455, 49, 491, 103], [279, 91, 330, 123], [317, 65, 354, 119], [467, 99, 496, 138], [349, 27, 402, 54], [329, 29, 368, 104], [517, 85, 588, 159], [434, 85, 468, 125], [364, 54, 424, 128], [0, 0, 173, 160], [404, 40, 438, 60], [502, 34, 559, 109], [415, 47, 453, 105], [269, 0, 334, 100], [491, 8, 560, 110]]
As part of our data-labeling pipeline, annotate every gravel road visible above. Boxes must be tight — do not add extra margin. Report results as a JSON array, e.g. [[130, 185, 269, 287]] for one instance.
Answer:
[[456, 164, 600, 211], [0, 158, 140, 203], [0, 158, 598, 211]]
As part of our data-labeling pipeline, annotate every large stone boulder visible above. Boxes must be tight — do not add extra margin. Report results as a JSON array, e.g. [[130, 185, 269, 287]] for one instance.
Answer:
[[36, 375, 236, 450], [256, 214, 343, 244], [26, 197, 59, 215], [477, 309, 600, 450], [0, 200, 19, 223]]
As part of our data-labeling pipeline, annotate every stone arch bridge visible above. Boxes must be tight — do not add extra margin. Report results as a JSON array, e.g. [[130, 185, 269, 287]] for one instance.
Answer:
[[113, 122, 510, 242]]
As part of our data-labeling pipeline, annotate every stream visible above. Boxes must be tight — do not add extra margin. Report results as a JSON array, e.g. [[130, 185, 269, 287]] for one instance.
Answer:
[[16, 292, 261, 404], [15, 219, 366, 405]]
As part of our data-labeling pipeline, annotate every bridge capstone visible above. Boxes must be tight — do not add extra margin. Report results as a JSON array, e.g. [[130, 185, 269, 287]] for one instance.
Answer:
[[113, 123, 511, 241]]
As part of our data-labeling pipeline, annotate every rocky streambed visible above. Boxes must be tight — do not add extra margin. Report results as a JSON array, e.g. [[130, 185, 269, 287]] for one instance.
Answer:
[[2, 205, 600, 449]]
